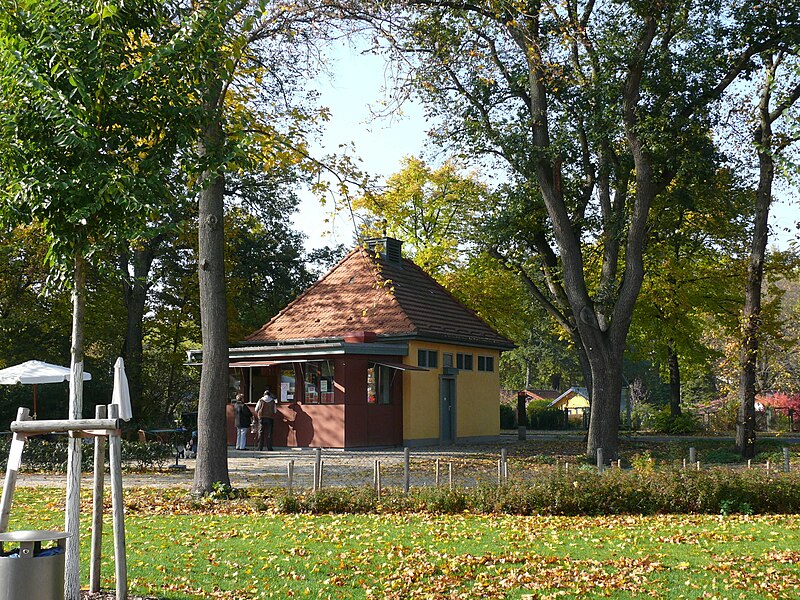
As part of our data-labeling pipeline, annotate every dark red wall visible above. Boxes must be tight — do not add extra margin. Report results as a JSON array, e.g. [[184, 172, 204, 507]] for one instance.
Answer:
[[224, 353, 403, 448]]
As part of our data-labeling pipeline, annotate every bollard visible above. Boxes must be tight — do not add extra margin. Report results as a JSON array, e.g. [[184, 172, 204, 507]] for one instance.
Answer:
[[784, 447, 790, 473], [597, 448, 604, 474], [403, 448, 410, 494], [314, 448, 322, 490]]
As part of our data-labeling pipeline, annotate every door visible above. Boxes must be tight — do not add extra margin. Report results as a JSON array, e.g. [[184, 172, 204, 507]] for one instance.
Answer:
[[439, 377, 456, 444]]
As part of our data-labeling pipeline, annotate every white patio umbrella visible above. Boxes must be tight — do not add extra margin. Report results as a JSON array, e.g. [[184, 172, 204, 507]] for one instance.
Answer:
[[111, 356, 132, 421], [0, 359, 91, 419]]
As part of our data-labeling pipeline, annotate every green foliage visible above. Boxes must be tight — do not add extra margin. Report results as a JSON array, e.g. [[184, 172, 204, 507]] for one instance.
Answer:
[[499, 404, 516, 429], [0, 436, 172, 472], [526, 399, 564, 430], [651, 408, 701, 434], [270, 469, 800, 516]]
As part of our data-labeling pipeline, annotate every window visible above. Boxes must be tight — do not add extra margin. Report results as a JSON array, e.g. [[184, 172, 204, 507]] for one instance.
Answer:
[[367, 363, 393, 404], [280, 367, 296, 402], [477, 355, 495, 372], [303, 360, 335, 404], [417, 349, 438, 368], [443, 353, 454, 368], [456, 353, 473, 371]]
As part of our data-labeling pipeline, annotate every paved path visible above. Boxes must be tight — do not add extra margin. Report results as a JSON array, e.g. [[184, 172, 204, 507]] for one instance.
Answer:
[[14, 445, 496, 489]]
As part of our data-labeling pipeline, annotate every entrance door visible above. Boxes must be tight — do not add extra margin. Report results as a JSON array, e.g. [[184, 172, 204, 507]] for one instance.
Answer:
[[439, 377, 456, 444]]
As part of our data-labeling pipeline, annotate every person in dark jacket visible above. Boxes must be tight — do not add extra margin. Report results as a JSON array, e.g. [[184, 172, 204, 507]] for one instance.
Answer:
[[234, 394, 252, 450]]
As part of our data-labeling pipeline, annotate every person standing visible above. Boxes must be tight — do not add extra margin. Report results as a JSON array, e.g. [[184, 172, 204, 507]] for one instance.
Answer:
[[234, 394, 252, 450], [255, 388, 276, 451]]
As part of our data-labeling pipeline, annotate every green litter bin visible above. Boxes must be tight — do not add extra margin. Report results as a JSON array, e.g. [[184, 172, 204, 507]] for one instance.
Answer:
[[0, 530, 71, 600]]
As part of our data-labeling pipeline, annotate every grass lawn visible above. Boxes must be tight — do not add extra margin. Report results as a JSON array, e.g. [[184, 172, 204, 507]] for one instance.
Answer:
[[5, 488, 800, 599]]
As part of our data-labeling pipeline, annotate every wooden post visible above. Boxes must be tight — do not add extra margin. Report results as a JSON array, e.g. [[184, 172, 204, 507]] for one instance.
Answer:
[[287, 460, 294, 493], [66, 255, 86, 600], [784, 447, 790, 473], [314, 448, 322, 491], [90, 405, 107, 593], [597, 448, 604, 474], [107, 404, 127, 600], [0, 407, 30, 533], [403, 448, 410, 494], [689, 447, 697, 465]]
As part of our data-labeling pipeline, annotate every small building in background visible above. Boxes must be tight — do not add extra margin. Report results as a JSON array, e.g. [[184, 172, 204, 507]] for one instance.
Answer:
[[188, 237, 514, 448]]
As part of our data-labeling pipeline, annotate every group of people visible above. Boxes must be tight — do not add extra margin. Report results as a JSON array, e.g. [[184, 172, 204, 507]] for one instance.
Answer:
[[234, 388, 276, 451]]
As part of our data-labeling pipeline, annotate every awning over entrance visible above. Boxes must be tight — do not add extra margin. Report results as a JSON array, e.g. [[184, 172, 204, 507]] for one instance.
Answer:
[[372, 361, 429, 372], [229, 359, 308, 368]]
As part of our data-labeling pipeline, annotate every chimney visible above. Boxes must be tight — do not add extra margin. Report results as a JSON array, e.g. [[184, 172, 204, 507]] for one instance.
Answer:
[[365, 237, 403, 265]]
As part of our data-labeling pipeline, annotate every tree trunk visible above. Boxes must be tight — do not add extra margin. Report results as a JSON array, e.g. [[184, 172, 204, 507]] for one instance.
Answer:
[[65, 254, 86, 600], [121, 244, 156, 421], [736, 144, 773, 460], [668, 342, 682, 417], [192, 103, 231, 494], [585, 338, 624, 460]]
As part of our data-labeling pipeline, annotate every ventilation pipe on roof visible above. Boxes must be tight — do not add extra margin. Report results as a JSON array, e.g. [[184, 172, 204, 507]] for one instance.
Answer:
[[365, 237, 403, 265]]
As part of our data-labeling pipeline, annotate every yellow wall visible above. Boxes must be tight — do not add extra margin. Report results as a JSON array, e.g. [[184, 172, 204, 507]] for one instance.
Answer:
[[403, 340, 501, 442]]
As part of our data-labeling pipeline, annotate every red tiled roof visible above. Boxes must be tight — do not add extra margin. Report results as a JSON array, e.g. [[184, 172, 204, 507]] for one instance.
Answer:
[[245, 247, 514, 349]]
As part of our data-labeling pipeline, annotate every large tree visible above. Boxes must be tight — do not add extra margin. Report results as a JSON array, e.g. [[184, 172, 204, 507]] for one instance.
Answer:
[[181, 0, 340, 494], [735, 51, 800, 458], [0, 0, 195, 595], [349, 0, 795, 458]]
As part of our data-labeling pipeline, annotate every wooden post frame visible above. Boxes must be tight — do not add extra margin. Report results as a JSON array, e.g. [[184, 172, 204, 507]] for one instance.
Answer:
[[0, 406, 127, 600], [0, 407, 31, 533], [90, 405, 107, 593]]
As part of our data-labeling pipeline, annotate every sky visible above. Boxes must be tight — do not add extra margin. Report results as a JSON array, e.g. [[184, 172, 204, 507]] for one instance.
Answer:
[[294, 42, 799, 253]]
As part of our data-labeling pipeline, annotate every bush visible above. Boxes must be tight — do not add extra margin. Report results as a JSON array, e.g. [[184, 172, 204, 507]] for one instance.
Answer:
[[527, 400, 565, 430], [0, 436, 173, 472], [499, 404, 517, 429], [651, 409, 700, 434], [271, 469, 800, 516]]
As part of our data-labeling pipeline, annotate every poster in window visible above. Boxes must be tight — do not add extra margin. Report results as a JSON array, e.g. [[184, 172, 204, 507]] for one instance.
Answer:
[[280, 381, 290, 403]]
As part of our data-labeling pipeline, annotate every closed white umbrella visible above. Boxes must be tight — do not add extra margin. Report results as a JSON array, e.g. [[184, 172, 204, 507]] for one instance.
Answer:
[[0, 360, 91, 418], [111, 357, 132, 421]]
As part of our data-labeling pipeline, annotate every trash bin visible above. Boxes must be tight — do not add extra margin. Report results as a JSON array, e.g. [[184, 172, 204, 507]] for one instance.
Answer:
[[0, 530, 71, 600]]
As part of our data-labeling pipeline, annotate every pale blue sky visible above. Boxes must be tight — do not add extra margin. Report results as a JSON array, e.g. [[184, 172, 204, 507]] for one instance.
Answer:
[[295, 42, 798, 253]]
